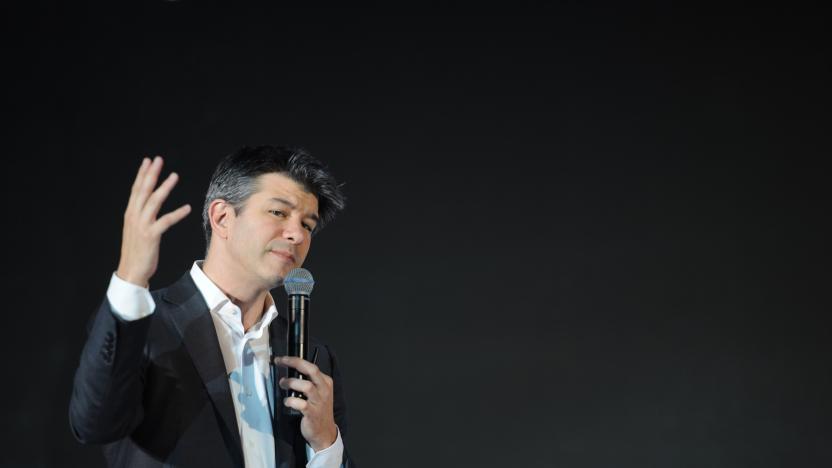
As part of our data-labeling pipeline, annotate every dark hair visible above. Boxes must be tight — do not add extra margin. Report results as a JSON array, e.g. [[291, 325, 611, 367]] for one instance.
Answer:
[[202, 145, 346, 245]]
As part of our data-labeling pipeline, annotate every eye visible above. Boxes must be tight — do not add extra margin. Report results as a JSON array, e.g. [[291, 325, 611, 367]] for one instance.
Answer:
[[302, 223, 315, 233], [269, 210, 287, 218]]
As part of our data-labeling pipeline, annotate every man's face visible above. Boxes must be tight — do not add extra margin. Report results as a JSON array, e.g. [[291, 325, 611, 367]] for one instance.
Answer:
[[225, 172, 319, 289]]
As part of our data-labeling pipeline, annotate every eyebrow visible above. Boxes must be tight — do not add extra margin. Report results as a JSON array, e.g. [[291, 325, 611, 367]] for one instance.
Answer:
[[269, 197, 320, 224]]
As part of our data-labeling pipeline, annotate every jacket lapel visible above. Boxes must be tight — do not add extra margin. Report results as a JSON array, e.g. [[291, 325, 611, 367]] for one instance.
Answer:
[[163, 273, 244, 466]]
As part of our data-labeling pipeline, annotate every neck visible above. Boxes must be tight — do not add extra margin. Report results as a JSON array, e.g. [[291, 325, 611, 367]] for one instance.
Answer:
[[202, 254, 269, 332]]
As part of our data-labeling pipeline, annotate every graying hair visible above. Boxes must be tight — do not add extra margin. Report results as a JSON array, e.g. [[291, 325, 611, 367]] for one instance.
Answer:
[[201, 175, 258, 245]]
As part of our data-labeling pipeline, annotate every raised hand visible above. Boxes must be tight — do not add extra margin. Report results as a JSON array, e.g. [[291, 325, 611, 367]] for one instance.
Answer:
[[116, 156, 191, 286]]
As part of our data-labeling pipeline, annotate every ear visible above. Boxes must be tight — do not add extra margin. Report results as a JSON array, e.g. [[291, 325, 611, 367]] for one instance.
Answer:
[[208, 199, 234, 240]]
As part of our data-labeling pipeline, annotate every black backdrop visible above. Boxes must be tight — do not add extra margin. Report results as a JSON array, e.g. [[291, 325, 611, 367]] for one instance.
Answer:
[[2, 3, 830, 467]]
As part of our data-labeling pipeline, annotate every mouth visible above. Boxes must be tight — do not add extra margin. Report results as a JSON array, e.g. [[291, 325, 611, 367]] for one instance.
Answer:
[[269, 250, 296, 264]]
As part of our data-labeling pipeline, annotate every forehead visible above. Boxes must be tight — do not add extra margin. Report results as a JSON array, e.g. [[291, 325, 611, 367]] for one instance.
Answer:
[[251, 172, 319, 212]]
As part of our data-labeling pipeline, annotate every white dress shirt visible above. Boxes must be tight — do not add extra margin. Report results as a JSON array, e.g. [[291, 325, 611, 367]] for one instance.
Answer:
[[106, 261, 344, 468]]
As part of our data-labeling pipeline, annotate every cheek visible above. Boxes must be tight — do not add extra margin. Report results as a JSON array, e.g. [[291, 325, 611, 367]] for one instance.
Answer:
[[236, 227, 265, 257]]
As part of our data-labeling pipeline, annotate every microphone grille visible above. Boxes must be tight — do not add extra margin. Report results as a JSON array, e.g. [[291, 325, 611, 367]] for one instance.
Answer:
[[284, 268, 314, 296]]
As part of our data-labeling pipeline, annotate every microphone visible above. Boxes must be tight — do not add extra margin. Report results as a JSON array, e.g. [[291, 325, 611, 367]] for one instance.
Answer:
[[283, 268, 314, 414]]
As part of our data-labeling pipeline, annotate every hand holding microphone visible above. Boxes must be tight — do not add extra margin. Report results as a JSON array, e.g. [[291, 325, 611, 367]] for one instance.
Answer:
[[274, 268, 338, 451]]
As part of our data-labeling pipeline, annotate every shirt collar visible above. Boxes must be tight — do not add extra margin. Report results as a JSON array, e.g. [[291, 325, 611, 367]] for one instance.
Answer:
[[189, 260, 278, 335]]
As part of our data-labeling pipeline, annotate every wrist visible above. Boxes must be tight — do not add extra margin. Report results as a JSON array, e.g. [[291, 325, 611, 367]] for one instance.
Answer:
[[116, 266, 149, 287], [309, 425, 338, 452]]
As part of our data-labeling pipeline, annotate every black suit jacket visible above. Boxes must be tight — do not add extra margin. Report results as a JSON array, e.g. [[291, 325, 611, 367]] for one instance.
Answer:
[[69, 272, 354, 467]]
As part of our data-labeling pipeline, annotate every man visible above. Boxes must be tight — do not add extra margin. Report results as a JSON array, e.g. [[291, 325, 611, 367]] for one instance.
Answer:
[[69, 146, 354, 467]]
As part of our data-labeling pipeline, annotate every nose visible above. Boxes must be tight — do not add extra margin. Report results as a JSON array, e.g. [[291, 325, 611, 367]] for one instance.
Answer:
[[282, 218, 307, 245]]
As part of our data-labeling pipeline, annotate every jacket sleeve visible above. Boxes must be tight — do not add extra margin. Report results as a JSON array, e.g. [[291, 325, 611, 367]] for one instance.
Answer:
[[68, 297, 152, 444], [327, 344, 357, 468]]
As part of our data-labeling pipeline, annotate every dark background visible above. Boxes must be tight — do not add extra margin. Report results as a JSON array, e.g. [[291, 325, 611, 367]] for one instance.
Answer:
[[2, 3, 830, 467]]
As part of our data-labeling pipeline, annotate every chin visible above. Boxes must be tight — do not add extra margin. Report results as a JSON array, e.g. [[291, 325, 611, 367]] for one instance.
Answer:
[[263, 259, 294, 284], [261, 275, 282, 291], [264, 269, 290, 289]]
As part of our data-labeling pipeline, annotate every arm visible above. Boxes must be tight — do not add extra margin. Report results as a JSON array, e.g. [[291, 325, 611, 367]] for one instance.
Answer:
[[328, 344, 355, 467], [68, 294, 153, 443], [278, 344, 356, 468], [67, 156, 191, 444]]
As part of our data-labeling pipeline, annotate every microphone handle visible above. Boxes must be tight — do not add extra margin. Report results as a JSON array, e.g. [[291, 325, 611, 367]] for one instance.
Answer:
[[287, 294, 309, 400]]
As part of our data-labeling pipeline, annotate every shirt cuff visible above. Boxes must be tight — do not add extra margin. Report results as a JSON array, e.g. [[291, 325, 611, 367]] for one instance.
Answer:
[[305, 427, 344, 468], [106, 272, 156, 321]]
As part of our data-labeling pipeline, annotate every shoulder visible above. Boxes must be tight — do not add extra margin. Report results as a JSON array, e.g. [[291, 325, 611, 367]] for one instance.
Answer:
[[149, 272, 201, 309]]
